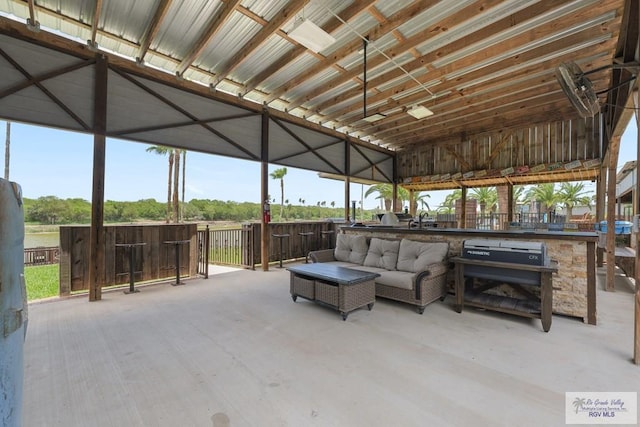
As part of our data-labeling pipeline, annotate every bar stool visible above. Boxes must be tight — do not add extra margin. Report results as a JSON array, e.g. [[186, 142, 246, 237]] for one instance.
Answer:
[[320, 230, 335, 250], [272, 233, 290, 268], [298, 231, 314, 263]]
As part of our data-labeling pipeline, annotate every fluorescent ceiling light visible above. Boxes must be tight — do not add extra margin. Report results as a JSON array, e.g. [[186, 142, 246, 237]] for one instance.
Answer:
[[288, 18, 336, 53], [407, 105, 434, 119], [363, 113, 386, 122]]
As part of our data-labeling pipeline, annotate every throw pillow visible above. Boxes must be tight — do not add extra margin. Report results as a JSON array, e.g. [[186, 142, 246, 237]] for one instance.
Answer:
[[334, 234, 368, 265], [396, 239, 448, 273], [364, 238, 400, 270]]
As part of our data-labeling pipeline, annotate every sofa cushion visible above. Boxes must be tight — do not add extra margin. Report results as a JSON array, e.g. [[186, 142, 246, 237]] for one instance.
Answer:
[[363, 238, 400, 270], [334, 234, 368, 265], [396, 239, 448, 273], [374, 269, 415, 290]]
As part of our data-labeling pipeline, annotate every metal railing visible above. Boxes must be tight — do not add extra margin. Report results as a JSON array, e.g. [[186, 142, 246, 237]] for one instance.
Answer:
[[24, 246, 59, 266], [196, 221, 338, 271], [197, 225, 255, 274]]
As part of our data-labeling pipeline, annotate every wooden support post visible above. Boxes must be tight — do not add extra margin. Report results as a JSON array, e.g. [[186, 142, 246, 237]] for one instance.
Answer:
[[344, 140, 350, 222], [344, 178, 350, 222], [507, 183, 514, 223], [596, 172, 605, 267], [460, 187, 467, 229], [633, 89, 640, 364], [261, 110, 269, 272], [606, 137, 621, 292], [89, 54, 107, 301]]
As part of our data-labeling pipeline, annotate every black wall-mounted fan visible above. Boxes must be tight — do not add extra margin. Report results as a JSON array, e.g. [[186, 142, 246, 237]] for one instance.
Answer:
[[556, 61, 601, 118]]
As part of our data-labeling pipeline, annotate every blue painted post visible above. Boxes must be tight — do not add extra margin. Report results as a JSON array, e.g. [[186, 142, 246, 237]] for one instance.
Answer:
[[0, 178, 26, 426]]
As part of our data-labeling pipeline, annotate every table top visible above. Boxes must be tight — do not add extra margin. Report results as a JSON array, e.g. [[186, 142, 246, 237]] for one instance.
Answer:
[[288, 263, 380, 285], [115, 243, 147, 247]]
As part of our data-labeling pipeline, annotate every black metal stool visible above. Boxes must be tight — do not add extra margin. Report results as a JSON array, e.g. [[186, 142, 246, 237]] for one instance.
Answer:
[[320, 230, 335, 249], [272, 233, 290, 268], [298, 231, 314, 263]]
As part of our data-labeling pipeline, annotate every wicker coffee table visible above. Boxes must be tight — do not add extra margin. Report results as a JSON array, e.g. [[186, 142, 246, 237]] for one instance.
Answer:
[[288, 264, 379, 320]]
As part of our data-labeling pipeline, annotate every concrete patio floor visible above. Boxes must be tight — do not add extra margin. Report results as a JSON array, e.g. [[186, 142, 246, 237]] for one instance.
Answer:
[[23, 264, 640, 426]]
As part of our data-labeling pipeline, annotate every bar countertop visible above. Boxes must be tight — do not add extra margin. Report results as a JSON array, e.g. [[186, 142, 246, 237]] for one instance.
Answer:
[[342, 224, 598, 241]]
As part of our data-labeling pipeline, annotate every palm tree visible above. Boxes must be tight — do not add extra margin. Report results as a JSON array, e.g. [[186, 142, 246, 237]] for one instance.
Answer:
[[441, 189, 462, 212], [365, 183, 394, 211], [513, 185, 526, 215], [558, 182, 592, 218], [146, 145, 174, 223], [365, 184, 410, 212], [470, 187, 497, 229], [470, 187, 497, 215], [270, 167, 287, 221], [525, 183, 560, 221], [413, 191, 431, 213]]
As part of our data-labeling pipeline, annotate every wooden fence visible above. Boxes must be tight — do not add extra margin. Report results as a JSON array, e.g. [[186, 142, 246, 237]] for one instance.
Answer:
[[59, 224, 197, 295], [242, 221, 341, 269]]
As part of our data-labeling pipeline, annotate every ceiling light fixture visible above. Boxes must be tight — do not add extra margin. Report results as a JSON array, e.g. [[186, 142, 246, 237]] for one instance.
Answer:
[[363, 113, 386, 122], [407, 105, 434, 119], [288, 18, 336, 53]]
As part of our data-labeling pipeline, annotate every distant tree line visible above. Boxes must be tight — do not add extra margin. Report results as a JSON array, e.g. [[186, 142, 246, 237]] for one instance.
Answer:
[[22, 196, 363, 224]]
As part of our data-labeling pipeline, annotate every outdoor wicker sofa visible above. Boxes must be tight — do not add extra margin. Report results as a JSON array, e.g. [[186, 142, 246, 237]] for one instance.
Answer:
[[308, 234, 449, 314]]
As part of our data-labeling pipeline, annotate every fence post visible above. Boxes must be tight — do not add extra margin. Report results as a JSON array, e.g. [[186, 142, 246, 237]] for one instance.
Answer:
[[204, 225, 210, 279]]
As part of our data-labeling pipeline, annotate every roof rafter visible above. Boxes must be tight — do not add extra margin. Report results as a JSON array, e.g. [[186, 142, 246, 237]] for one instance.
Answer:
[[240, 0, 376, 96], [321, 0, 613, 124], [266, 0, 440, 105], [89, 0, 103, 48], [176, 0, 242, 76], [136, 0, 172, 62], [306, 0, 512, 114], [209, 0, 309, 88], [325, 8, 621, 141]]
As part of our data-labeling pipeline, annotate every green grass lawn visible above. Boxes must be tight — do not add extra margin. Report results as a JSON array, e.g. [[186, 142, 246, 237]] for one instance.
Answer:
[[24, 264, 59, 301]]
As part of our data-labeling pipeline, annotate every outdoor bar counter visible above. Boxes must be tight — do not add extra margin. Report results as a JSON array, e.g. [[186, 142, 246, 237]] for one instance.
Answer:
[[341, 225, 598, 325]]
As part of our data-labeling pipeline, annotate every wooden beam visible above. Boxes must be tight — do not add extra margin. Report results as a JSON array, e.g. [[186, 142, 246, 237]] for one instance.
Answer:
[[330, 16, 620, 131], [136, 0, 172, 62], [272, 0, 440, 106], [89, 54, 107, 301], [596, 169, 606, 267], [176, 0, 242, 76], [241, 0, 376, 96], [345, 140, 351, 222], [89, 0, 103, 47], [209, 0, 308, 87], [313, 0, 515, 113], [605, 136, 621, 292], [319, 0, 606, 122], [633, 87, 639, 365]]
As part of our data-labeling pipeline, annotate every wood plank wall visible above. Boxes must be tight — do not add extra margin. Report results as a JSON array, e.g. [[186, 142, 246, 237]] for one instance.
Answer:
[[59, 224, 197, 295], [397, 116, 601, 178]]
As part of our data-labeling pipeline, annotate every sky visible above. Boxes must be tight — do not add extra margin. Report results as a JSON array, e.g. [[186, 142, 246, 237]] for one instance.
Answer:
[[2, 118, 638, 211]]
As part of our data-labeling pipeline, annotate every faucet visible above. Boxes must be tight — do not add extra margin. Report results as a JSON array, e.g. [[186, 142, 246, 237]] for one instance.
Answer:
[[408, 218, 416, 229], [419, 211, 429, 227]]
